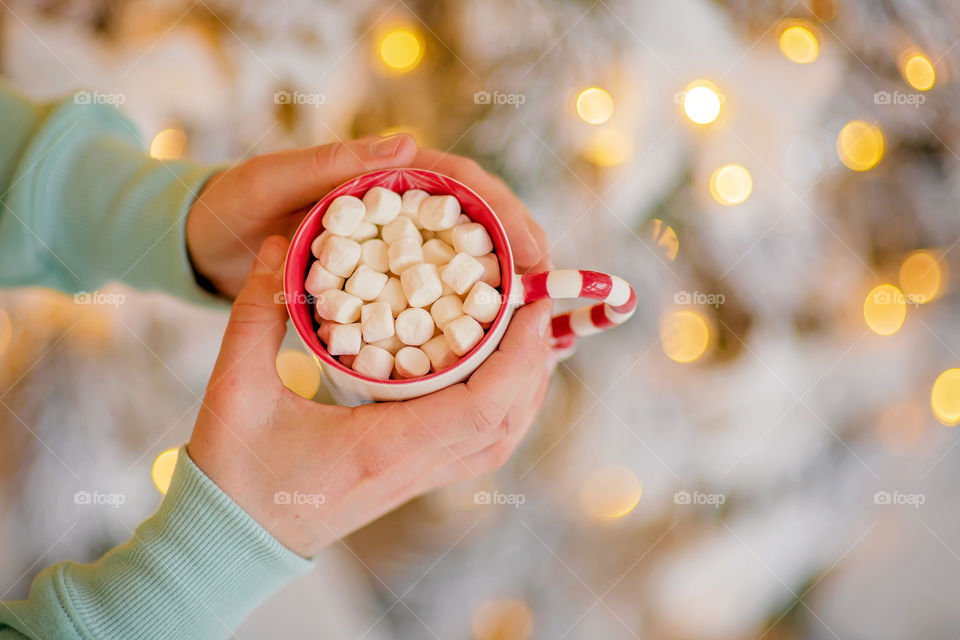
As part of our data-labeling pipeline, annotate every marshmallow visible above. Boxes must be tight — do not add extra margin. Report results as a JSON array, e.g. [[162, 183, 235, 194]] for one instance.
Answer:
[[462, 281, 502, 323], [338, 354, 357, 369], [388, 237, 424, 274], [360, 239, 389, 273], [315, 289, 362, 323], [440, 279, 455, 296], [318, 236, 361, 278], [305, 261, 344, 296], [352, 345, 394, 380], [440, 252, 484, 295], [422, 238, 456, 266], [381, 215, 422, 245], [372, 333, 405, 355], [375, 277, 408, 317], [430, 295, 463, 329], [422, 334, 460, 371], [360, 301, 395, 343], [452, 223, 493, 256], [400, 189, 430, 223], [436, 214, 471, 245], [395, 307, 435, 346], [323, 195, 365, 236], [401, 262, 443, 308], [311, 231, 331, 258], [344, 264, 388, 301], [317, 322, 362, 356], [443, 315, 484, 356], [362, 187, 401, 225], [476, 253, 501, 288], [395, 346, 431, 379], [420, 229, 436, 242], [350, 221, 379, 242], [419, 195, 462, 230]]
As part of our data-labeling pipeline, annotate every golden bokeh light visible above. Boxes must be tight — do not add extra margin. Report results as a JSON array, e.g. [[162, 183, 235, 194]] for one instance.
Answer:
[[778, 24, 820, 64], [379, 28, 423, 72], [932, 369, 960, 426], [661, 310, 710, 363], [471, 599, 534, 640], [149, 128, 187, 160], [863, 284, 906, 336], [709, 164, 753, 205], [583, 127, 632, 166], [152, 447, 179, 495], [682, 81, 723, 125], [579, 466, 643, 519], [650, 219, 680, 261], [899, 250, 942, 304], [0, 308, 10, 357], [576, 87, 614, 124], [276, 349, 322, 399], [902, 53, 936, 91], [836, 120, 884, 171]]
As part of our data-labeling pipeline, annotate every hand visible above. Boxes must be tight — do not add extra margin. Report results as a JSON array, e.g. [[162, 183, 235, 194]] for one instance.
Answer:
[[187, 236, 556, 557]]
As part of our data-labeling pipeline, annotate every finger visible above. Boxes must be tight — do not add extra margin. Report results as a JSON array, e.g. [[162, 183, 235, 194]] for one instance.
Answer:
[[409, 149, 545, 270], [238, 134, 418, 216], [209, 235, 290, 386]]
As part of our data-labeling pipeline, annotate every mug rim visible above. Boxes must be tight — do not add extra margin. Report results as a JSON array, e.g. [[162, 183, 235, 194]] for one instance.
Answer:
[[284, 167, 516, 386]]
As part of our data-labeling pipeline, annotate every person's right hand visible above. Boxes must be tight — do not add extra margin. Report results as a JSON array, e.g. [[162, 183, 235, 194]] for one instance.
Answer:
[[187, 236, 556, 558]]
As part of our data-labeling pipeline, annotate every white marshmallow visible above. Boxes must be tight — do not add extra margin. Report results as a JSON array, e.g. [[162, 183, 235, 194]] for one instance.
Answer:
[[315, 289, 362, 323], [360, 301, 395, 343], [311, 231, 331, 258], [322, 195, 365, 236], [476, 253, 501, 288], [375, 277, 408, 317], [388, 237, 424, 274], [443, 315, 484, 356], [400, 189, 430, 223], [395, 307, 435, 346], [436, 214, 471, 245], [344, 264, 388, 301], [349, 221, 379, 242], [440, 279, 455, 296], [401, 262, 443, 308], [318, 236, 361, 278], [422, 238, 456, 266], [451, 223, 493, 256], [360, 239, 389, 273], [462, 281, 501, 323], [317, 322, 362, 356], [352, 345, 394, 380], [381, 215, 422, 245], [440, 252, 484, 295], [361, 187, 401, 225], [395, 346, 431, 379], [422, 334, 459, 371], [305, 261, 344, 296], [430, 295, 464, 329], [372, 333, 405, 355], [419, 195, 462, 230]]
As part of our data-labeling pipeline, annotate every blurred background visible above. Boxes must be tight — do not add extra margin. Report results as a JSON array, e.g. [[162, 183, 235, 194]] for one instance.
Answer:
[[2, 0, 960, 638]]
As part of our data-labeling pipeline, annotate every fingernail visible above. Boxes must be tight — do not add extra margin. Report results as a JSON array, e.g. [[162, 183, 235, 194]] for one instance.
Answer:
[[369, 133, 405, 158], [538, 303, 551, 337], [254, 239, 285, 275]]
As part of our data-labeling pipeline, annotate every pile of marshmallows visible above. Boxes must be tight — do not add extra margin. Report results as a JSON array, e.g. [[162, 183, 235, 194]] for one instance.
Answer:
[[305, 187, 503, 380]]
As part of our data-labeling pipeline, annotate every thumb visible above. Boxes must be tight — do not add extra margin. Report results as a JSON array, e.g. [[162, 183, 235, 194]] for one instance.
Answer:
[[210, 236, 290, 386], [244, 134, 417, 216]]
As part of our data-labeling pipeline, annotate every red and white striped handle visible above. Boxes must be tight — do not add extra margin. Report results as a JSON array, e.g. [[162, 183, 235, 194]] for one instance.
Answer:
[[520, 270, 637, 351]]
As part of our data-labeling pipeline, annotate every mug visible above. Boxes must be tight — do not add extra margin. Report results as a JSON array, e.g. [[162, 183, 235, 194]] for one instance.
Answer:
[[284, 168, 637, 405]]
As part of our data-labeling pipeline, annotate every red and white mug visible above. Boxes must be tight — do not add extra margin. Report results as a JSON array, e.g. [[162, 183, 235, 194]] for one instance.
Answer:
[[284, 168, 637, 404]]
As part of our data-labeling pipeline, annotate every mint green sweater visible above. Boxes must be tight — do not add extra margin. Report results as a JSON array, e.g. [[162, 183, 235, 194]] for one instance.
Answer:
[[0, 82, 314, 638]]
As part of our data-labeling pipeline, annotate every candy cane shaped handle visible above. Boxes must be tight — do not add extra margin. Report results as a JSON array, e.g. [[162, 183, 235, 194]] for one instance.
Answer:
[[519, 270, 638, 351]]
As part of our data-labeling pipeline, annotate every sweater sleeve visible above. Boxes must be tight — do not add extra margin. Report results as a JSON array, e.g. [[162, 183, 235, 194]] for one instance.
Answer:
[[0, 446, 314, 640], [0, 79, 224, 305]]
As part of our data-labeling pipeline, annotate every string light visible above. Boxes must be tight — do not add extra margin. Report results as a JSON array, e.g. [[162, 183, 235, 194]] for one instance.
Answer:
[[932, 369, 960, 426], [583, 127, 632, 166], [576, 87, 614, 124], [862, 284, 906, 336], [471, 599, 534, 640], [778, 23, 820, 64], [902, 53, 936, 91], [709, 164, 753, 205], [152, 447, 179, 495], [579, 466, 643, 519], [276, 349, 322, 399], [378, 28, 423, 72], [899, 250, 942, 304], [681, 81, 723, 125], [660, 310, 710, 363], [149, 128, 187, 160], [837, 120, 884, 171], [650, 219, 680, 261]]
